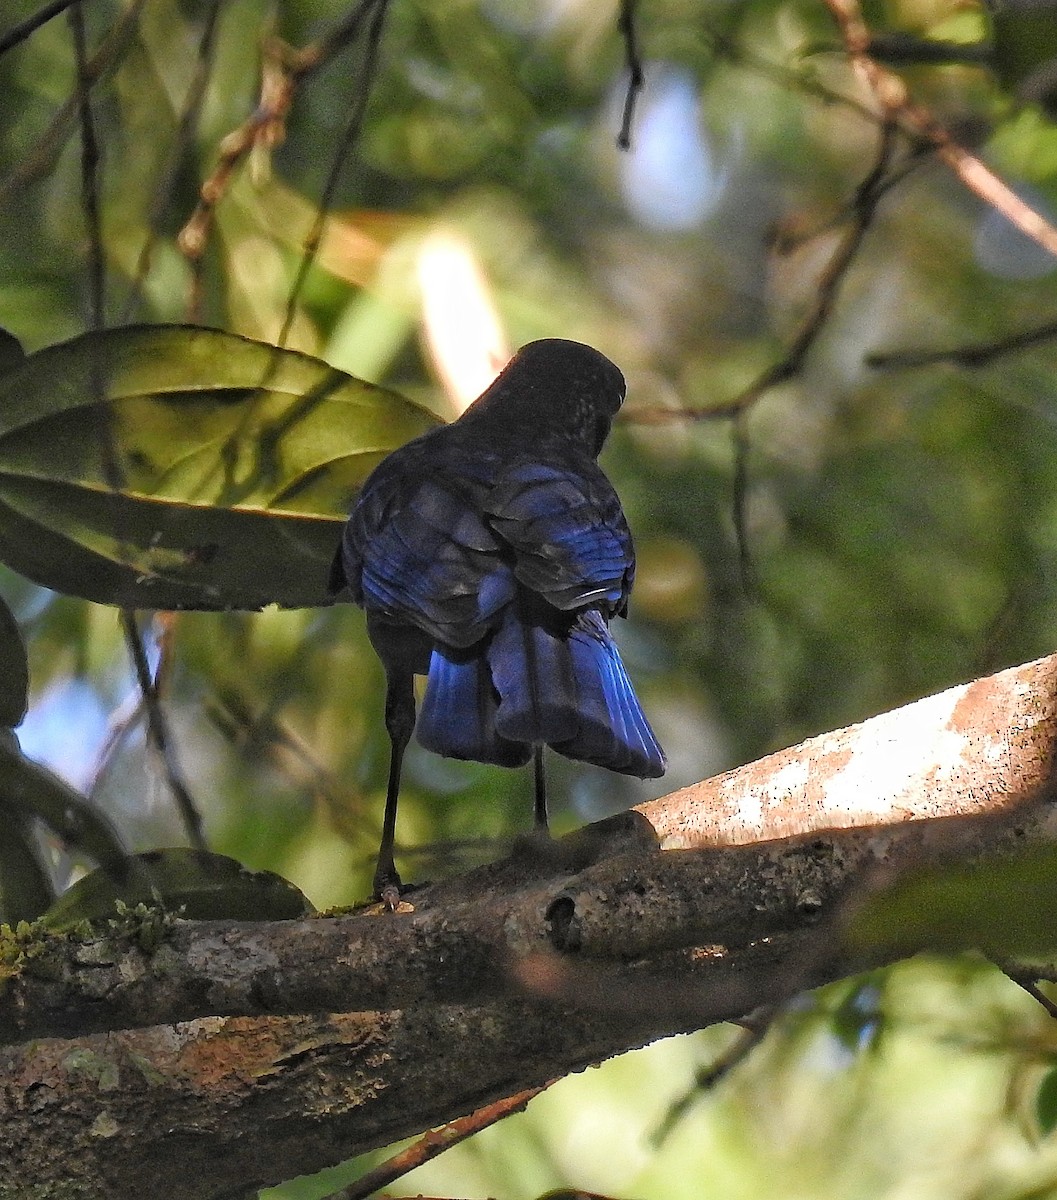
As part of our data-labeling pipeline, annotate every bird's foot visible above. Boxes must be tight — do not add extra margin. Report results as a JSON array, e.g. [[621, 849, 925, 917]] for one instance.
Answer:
[[509, 824, 556, 864], [372, 868, 417, 913]]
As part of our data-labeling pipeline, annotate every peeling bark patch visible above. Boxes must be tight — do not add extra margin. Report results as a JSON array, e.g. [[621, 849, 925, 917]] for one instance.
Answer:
[[89, 1110, 120, 1138], [820, 684, 964, 821], [61, 1048, 121, 1092], [640, 652, 1057, 849]]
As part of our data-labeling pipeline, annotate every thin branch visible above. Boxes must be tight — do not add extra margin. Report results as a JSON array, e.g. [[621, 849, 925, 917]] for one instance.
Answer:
[[85, 692, 146, 800], [118, 610, 206, 852], [823, 0, 1057, 261], [121, 0, 223, 321], [277, 0, 390, 346], [630, 119, 900, 426], [285, 0, 385, 79], [319, 1084, 551, 1200], [616, 0, 644, 150], [177, 0, 385, 322], [627, 123, 900, 585], [995, 964, 1057, 1022], [0, 0, 81, 56], [86, 616, 179, 801], [176, 40, 295, 320], [0, 0, 144, 203], [652, 1007, 778, 1144], [867, 317, 1057, 371], [68, 0, 105, 329], [731, 408, 757, 596]]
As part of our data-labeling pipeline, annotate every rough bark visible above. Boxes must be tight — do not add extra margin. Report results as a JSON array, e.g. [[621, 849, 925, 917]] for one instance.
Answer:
[[2, 652, 1056, 1199]]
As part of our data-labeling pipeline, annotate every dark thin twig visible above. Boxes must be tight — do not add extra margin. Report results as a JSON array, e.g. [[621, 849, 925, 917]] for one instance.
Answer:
[[996, 963, 1057, 1021], [649, 123, 899, 589], [653, 1007, 777, 1145], [86, 614, 180, 799], [731, 408, 757, 598], [121, 0, 223, 321], [65, 4, 204, 856], [85, 693, 146, 800], [0, 0, 81, 56], [631, 119, 901, 426], [824, 0, 1057, 259], [68, 0, 105, 328], [277, 0, 390, 346], [0, 0, 143, 204], [724, 118, 898, 416], [286, 0, 383, 80], [178, 0, 383, 320], [867, 317, 1057, 371], [120, 610, 207, 852], [316, 1084, 551, 1200], [616, 0, 643, 150]]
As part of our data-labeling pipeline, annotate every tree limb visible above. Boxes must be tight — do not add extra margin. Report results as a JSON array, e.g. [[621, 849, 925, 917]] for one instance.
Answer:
[[2, 651, 1056, 1198]]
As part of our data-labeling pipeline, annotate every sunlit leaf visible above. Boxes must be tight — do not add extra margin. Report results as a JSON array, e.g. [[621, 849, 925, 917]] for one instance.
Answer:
[[0, 592, 27, 727], [0, 325, 439, 610], [847, 846, 1057, 959], [0, 805, 55, 926], [40, 848, 315, 930], [0, 732, 128, 878]]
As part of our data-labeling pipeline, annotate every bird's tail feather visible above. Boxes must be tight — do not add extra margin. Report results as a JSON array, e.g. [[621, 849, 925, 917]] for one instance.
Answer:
[[490, 610, 666, 779], [418, 648, 531, 767]]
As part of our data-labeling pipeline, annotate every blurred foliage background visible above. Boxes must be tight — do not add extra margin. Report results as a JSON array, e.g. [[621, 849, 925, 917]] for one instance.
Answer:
[[4, 0, 1057, 1195]]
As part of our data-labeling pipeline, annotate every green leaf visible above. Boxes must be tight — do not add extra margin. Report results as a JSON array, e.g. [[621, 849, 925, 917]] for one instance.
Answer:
[[0, 328, 24, 376], [0, 325, 439, 610], [0, 732, 128, 879], [830, 977, 883, 1055], [847, 845, 1057, 960], [1038, 1066, 1057, 1136], [992, 9, 1057, 114], [0, 807, 55, 925], [0, 592, 27, 727], [40, 848, 315, 930]]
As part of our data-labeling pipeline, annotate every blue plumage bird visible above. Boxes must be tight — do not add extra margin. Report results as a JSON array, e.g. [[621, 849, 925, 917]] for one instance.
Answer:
[[332, 339, 665, 901]]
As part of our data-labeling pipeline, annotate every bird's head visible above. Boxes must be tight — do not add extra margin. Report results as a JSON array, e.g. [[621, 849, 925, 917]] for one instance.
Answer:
[[461, 338, 626, 457]]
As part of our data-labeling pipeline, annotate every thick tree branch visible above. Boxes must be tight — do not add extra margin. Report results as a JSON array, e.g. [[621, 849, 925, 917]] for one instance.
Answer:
[[2, 652, 1056, 1198]]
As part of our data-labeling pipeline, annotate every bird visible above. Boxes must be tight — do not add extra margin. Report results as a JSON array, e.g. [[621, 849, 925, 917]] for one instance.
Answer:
[[331, 338, 666, 903]]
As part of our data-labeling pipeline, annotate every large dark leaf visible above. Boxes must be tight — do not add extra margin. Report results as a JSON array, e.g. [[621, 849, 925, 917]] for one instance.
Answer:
[[40, 848, 314, 930], [0, 325, 439, 610], [0, 807, 55, 926], [0, 731, 129, 879], [0, 591, 27, 727], [847, 844, 1057, 960], [0, 327, 24, 377]]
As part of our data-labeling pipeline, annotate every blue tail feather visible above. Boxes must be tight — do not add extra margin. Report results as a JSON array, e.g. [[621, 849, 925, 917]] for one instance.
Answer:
[[489, 614, 578, 744], [487, 608, 666, 779], [550, 613, 666, 778], [418, 649, 531, 767]]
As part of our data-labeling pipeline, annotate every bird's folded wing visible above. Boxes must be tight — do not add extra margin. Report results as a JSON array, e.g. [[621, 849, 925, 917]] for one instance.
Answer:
[[485, 459, 635, 614], [345, 462, 515, 647]]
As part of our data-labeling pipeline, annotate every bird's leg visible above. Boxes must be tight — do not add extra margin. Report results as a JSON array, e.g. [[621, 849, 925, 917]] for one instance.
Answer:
[[375, 669, 415, 909], [532, 743, 549, 832]]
